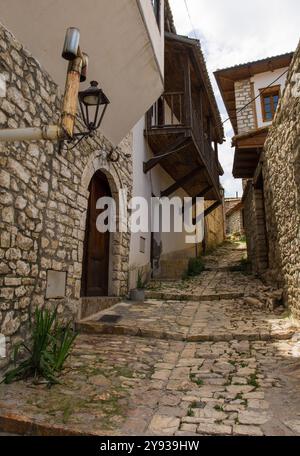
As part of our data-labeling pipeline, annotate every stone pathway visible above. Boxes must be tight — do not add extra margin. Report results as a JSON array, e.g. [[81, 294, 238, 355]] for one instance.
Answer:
[[0, 242, 300, 436]]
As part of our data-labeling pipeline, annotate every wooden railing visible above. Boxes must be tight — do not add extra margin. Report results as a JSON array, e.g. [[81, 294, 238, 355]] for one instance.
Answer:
[[148, 92, 184, 128], [191, 99, 220, 191]]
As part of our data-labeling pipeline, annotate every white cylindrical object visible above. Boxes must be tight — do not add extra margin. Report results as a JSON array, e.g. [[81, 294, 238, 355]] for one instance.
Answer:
[[0, 125, 62, 142]]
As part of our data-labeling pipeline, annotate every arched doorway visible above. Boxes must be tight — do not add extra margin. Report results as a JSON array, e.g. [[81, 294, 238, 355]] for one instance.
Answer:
[[81, 170, 111, 297]]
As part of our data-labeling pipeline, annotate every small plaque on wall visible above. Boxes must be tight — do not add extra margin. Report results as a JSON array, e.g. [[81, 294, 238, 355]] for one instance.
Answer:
[[46, 270, 67, 299]]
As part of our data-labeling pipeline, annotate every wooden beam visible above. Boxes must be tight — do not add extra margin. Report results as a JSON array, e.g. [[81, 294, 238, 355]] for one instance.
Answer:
[[145, 126, 188, 136], [183, 53, 192, 126], [143, 137, 190, 174], [182, 185, 213, 216], [161, 166, 204, 197], [193, 200, 221, 225], [204, 201, 221, 218], [192, 185, 213, 205]]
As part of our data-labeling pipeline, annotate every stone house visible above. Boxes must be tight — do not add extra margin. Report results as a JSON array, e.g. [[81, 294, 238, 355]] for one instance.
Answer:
[[0, 0, 166, 367], [215, 52, 293, 275], [0, 1, 225, 367], [215, 47, 300, 318], [224, 197, 244, 236]]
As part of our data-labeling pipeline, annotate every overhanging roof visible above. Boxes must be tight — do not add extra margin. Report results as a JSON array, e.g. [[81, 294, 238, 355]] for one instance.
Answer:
[[165, 0, 176, 33], [232, 127, 269, 178], [214, 52, 294, 135], [0, 0, 165, 146]]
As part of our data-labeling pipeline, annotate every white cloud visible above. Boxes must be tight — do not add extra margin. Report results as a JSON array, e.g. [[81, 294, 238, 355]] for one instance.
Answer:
[[169, 0, 300, 197]]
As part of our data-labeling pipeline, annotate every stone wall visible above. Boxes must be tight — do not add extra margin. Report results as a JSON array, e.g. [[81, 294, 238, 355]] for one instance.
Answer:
[[226, 210, 243, 236], [263, 42, 300, 319], [243, 183, 268, 275], [234, 79, 256, 134], [224, 198, 243, 235], [0, 24, 133, 368], [205, 202, 225, 250]]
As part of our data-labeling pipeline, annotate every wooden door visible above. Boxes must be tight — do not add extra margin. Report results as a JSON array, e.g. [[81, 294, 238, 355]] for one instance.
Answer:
[[81, 171, 111, 297]]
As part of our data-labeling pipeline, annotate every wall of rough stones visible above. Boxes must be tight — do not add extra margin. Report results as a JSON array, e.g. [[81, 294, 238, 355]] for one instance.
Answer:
[[226, 210, 243, 236], [263, 42, 300, 319], [205, 202, 225, 250], [234, 79, 256, 134], [0, 24, 133, 368], [243, 183, 268, 275]]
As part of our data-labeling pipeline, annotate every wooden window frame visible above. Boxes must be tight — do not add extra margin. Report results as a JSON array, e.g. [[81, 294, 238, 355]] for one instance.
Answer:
[[260, 85, 281, 123]]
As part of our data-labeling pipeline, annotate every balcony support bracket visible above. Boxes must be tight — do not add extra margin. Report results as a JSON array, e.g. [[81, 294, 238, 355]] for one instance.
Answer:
[[143, 136, 190, 174], [204, 200, 221, 218], [193, 200, 222, 225], [192, 185, 213, 206], [161, 165, 205, 197]]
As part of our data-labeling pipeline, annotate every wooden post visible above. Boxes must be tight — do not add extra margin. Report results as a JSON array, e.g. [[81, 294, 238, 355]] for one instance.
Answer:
[[199, 88, 204, 151], [183, 53, 192, 127], [61, 55, 83, 139]]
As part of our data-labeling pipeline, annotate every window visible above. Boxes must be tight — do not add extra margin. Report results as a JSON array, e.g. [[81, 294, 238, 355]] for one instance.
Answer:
[[151, 0, 160, 27], [260, 85, 280, 122], [140, 237, 146, 254]]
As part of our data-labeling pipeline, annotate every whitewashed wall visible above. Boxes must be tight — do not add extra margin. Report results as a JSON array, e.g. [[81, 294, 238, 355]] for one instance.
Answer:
[[129, 116, 195, 287], [251, 68, 289, 128]]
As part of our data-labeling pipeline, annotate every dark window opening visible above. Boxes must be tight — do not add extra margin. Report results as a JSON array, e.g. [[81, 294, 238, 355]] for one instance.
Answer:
[[151, 0, 161, 28]]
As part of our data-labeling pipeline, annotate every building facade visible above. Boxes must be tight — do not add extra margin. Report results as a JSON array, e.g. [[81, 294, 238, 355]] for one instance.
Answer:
[[0, 0, 226, 369], [0, 0, 166, 367], [216, 48, 300, 319], [129, 17, 225, 285], [215, 53, 293, 275]]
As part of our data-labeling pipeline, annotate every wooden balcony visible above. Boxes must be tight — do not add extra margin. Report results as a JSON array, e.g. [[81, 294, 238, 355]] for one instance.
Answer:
[[145, 91, 222, 202]]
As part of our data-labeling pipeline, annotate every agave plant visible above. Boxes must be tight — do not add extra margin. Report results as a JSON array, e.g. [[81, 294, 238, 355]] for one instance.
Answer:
[[2, 307, 77, 386]]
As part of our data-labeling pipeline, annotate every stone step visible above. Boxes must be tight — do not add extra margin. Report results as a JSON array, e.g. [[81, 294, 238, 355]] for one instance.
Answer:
[[80, 296, 120, 319], [0, 412, 99, 436], [76, 319, 295, 343], [145, 291, 245, 301]]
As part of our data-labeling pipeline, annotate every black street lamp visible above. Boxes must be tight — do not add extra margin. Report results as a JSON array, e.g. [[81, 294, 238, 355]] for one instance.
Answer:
[[62, 80, 110, 151], [79, 81, 110, 133]]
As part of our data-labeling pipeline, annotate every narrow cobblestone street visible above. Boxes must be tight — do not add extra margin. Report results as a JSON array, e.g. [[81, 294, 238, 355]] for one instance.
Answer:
[[1, 242, 300, 436]]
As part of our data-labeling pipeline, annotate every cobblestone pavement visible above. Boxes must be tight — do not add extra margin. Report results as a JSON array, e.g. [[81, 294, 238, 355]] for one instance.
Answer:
[[78, 244, 296, 342], [0, 242, 300, 436]]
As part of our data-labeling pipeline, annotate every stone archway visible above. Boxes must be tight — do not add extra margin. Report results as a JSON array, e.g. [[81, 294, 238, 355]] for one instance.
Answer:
[[81, 170, 112, 297], [80, 152, 128, 297]]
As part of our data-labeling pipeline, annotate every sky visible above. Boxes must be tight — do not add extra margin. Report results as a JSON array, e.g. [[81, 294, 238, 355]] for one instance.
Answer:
[[169, 0, 300, 197]]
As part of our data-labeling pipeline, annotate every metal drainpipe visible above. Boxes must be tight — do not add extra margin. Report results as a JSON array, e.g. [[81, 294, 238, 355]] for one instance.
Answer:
[[0, 125, 62, 142]]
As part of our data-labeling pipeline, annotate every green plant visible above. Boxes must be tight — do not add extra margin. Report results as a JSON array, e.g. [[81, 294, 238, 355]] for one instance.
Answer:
[[234, 393, 243, 401], [187, 408, 195, 417], [2, 307, 77, 386], [214, 404, 225, 412], [187, 257, 205, 277], [136, 270, 145, 289], [247, 373, 259, 389]]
